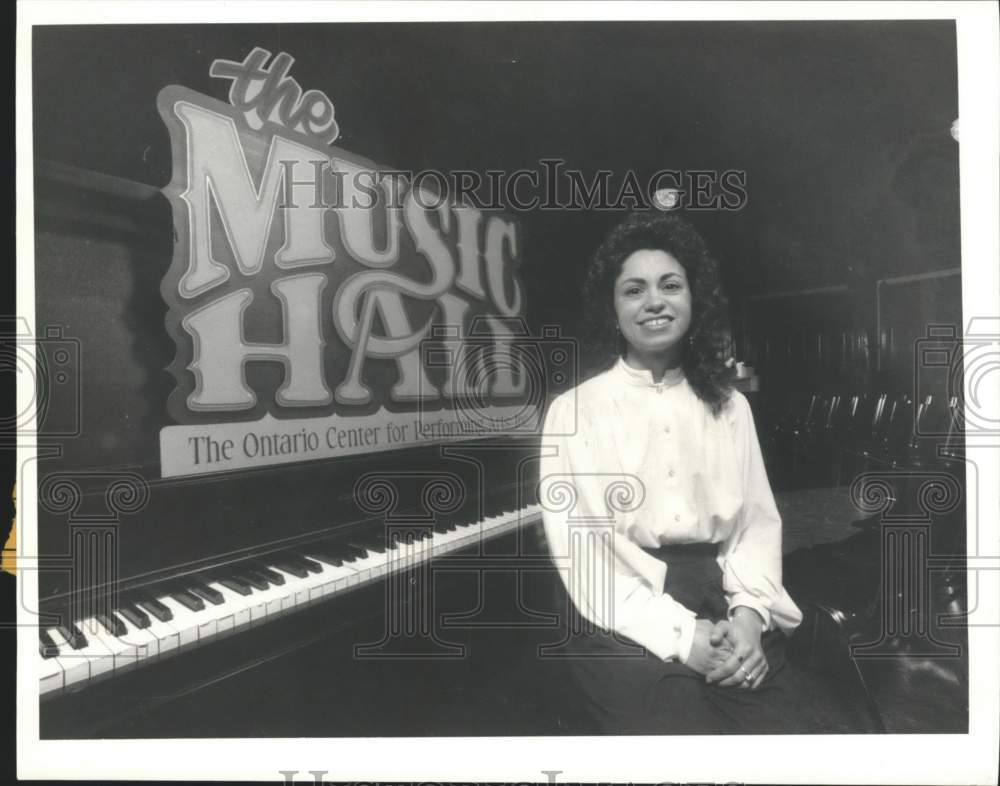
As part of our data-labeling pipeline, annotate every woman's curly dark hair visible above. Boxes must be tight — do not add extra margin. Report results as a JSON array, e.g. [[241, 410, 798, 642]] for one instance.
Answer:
[[581, 211, 735, 416]]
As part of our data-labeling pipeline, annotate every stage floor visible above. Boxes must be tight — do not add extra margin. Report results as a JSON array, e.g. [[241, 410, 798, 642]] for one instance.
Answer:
[[778, 486, 865, 554]]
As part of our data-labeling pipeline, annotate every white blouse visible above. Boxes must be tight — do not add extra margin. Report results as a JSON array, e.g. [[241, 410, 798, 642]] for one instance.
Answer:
[[539, 357, 802, 663]]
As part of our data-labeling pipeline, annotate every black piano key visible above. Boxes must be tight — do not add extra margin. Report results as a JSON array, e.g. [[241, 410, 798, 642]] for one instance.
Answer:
[[236, 570, 269, 591], [248, 567, 283, 587], [117, 602, 151, 629], [290, 554, 324, 574], [347, 540, 376, 557], [357, 538, 387, 554], [270, 558, 309, 579], [96, 611, 127, 637], [303, 547, 344, 568], [56, 622, 88, 650], [523, 480, 539, 506], [480, 491, 499, 518], [340, 542, 370, 560], [390, 532, 413, 548], [499, 484, 520, 513], [170, 588, 205, 612], [450, 520, 474, 536], [219, 576, 253, 596], [435, 516, 461, 533], [247, 564, 285, 586], [135, 595, 173, 623], [39, 629, 59, 658], [188, 581, 225, 606], [334, 538, 364, 557], [360, 530, 388, 552]]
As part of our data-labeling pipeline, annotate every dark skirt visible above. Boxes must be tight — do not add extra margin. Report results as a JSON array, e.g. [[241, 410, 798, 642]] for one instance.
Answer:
[[562, 542, 870, 734]]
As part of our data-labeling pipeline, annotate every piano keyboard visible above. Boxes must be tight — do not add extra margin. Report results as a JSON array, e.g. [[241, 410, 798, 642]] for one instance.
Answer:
[[38, 503, 544, 698]]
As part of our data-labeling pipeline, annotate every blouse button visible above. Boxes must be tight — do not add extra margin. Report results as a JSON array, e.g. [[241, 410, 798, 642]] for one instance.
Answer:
[[668, 469, 675, 478], [663, 425, 671, 434], [674, 514, 681, 522]]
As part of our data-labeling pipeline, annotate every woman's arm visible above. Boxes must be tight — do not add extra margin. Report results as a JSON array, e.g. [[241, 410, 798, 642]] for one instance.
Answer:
[[720, 392, 803, 633], [539, 394, 701, 663]]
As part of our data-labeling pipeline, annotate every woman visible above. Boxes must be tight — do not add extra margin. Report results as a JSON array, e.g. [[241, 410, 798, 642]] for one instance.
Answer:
[[539, 211, 844, 734]]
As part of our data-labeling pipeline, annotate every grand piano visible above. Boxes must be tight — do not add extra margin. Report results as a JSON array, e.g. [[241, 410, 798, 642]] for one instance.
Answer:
[[32, 61, 578, 737]]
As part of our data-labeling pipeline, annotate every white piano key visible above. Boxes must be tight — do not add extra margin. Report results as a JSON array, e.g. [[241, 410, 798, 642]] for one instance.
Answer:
[[306, 572, 329, 602], [449, 522, 480, 550], [86, 622, 141, 674], [144, 615, 181, 655], [265, 569, 311, 608], [114, 613, 160, 661], [264, 576, 296, 612], [311, 563, 357, 598], [333, 562, 362, 593], [246, 584, 284, 625], [414, 534, 435, 560], [438, 522, 476, 549], [155, 597, 207, 647], [339, 562, 362, 589], [171, 595, 223, 640], [249, 581, 287, 617], [206, 582, 253, 630], [195, 585, 239, 634], [386, 542, 413, 575], [341, 552, 373, 583], [382, 542, 406, 573], [291, 569, 320, 604], [521, 503, 543, 521], [429, 528, 459, 556], [46, 628, 88, 690], [39, 652, 64, 696], [435, 527, 471, 556], [61, 619, 115, 683], [38, 503, 538, 699], [244, 588, 270, 623], [410, 537, 433, 565], [402, 535, 425, 560], [371, 547, 396, 577], [491, 512, 520, 535]]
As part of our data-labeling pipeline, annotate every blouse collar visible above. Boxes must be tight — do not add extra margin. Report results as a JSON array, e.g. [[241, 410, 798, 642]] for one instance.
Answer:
[[612, 356, 686, 390]]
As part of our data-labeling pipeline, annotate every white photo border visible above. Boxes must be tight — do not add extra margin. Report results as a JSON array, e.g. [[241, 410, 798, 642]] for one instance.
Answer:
[[15, 1, 1000, 783]]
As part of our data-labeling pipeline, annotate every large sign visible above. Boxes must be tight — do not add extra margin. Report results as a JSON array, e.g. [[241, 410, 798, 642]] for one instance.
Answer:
[[156, 48, 540, 477]]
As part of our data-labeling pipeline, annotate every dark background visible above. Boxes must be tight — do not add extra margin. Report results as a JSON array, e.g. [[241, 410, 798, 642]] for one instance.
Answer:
[[31, 21, 961, 463], [33, 21, 960, 287], [20, 19, 969, 745], [28, 20, 962, 588]]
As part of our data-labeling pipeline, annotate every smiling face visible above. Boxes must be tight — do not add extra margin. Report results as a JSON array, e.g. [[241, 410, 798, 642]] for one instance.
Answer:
[[613, 249, 693, 368]]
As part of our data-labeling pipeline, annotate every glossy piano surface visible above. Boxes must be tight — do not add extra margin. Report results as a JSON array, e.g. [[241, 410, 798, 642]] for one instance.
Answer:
[[38, 519, 592, 738], [33, 161, 572, 736], [39, 492, 542, 694]]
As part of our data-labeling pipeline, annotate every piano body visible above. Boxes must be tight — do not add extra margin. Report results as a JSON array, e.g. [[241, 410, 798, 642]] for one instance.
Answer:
[[32, 74, 577, 737]]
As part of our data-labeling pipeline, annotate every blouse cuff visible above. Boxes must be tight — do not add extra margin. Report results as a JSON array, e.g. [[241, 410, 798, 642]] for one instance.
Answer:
[[674, 614, 698, 664], [728, 594, 772, 632]]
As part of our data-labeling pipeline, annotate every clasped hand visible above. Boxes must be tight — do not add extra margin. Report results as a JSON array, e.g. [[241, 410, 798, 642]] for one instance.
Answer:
[[684, 611, 768, 690]]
